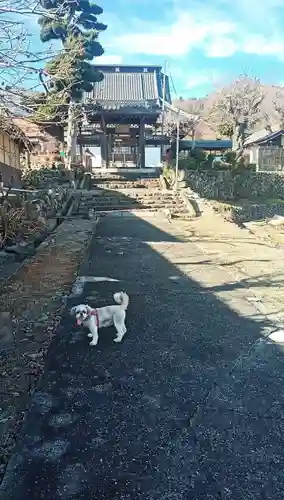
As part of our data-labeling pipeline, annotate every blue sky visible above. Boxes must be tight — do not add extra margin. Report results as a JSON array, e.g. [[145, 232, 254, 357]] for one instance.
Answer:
[[93, 0, 284, 97], [12, 0, 284, 97]]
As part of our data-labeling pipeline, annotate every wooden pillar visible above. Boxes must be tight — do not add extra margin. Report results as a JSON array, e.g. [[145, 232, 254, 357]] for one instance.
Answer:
[[107, 134, 112, 166], [139, 117, 145, 169], [100, 115, 108, 168]]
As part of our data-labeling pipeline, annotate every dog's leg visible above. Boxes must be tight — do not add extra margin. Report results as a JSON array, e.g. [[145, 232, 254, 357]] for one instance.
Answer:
[[88, 320, 98, 346], [113, 315, 127, 343]]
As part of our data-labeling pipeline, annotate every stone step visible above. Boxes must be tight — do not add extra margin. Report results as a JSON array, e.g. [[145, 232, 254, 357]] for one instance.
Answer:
[[83, 197, 184, 202], [83, 191, 169, 199], [91, 175, 159, 184], [78, 204, 189, 214], [91, 177, 160, 184], [80, 196, 182, 204], [92, 184, 159, 190], [91, 171, 160, 177], [77, 181, 188, 216], [81, 191, 178, 199], [78, 209, 190, 218], [80, 199, 185, 207], [92, 185, 160, 191]]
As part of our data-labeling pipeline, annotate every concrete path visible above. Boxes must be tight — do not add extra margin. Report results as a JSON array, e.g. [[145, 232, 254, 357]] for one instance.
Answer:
[[1, 212, 284, 500]]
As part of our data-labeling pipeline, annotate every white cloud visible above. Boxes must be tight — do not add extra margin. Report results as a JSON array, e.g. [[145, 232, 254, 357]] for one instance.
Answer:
[[185, 71, 223, 91], [187, 75, 214, 88], [96, 55, 123, 64], [103, 2, 284, 63], [110, 13, 236, 56], [205, 38, 238, 58], [242, 36, 284, 59]]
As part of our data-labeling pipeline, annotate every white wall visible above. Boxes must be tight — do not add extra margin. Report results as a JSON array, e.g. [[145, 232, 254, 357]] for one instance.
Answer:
[[87, 146, 102, 168], [145, 146, 161, 168]]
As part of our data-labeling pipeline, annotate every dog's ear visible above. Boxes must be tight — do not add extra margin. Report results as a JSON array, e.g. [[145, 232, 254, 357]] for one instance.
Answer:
[[86, 305, 92, 314], [70, 306, 77, 317]]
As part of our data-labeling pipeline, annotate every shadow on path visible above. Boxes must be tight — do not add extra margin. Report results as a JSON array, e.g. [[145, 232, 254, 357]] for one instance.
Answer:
[[1, 214, 284, 500]]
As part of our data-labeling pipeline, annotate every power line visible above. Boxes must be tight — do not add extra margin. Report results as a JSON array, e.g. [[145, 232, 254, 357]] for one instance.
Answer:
[[168, 62, 178, 100]]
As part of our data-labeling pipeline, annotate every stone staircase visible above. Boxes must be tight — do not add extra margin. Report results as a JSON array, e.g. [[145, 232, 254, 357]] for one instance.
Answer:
[[91, 173, 161, 190], [77, 173, 191, 218]]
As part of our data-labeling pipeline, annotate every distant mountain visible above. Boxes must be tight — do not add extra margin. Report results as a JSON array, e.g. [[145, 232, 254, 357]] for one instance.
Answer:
[[173, 84, 283, 140]]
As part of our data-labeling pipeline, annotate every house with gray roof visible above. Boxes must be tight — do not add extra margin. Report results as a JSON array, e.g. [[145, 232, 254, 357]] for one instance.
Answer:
[[245, 126, 284, 171]]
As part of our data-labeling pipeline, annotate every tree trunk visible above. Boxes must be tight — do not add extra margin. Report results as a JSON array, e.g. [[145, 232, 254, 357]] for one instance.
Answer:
[[232, 121, 246, 161], [65, 100, 78, 170], [191, 129, 196, 149]]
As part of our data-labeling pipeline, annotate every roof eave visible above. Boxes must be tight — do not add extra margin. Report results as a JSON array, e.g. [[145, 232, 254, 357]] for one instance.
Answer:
[[245, 128, 284, 146]]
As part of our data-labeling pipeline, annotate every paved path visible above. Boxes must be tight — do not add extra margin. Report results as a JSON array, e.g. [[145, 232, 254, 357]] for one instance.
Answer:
[[1, 212, 284, 500]]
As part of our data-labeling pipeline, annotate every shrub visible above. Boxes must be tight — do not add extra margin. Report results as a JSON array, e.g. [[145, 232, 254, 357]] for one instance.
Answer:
[[0, 205, 44, 248]]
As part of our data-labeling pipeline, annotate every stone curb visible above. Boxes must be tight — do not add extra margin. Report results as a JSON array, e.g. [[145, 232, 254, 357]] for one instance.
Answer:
[[180, 191, 203, 217]]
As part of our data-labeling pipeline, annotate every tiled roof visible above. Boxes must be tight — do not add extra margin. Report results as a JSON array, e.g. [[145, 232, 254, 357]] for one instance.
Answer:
[[13, 118, 63, 143], [244, 125, 281, 146], [0, 114, 28, 143], [254, 129, 284, 145], [93, 72, 159, 101], [86, 65, 171, 111]]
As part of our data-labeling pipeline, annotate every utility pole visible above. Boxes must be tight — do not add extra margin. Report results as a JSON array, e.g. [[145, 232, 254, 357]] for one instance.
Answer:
[[175, 111, 180, 191], [160, 60, 168, 161]]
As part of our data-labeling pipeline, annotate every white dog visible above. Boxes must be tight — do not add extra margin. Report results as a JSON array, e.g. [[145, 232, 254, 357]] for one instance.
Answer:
[[70, 292, 129, 346]]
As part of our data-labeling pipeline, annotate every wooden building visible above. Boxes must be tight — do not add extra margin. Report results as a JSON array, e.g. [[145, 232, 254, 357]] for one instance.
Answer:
[[13, 118, 64, 168], [0, 115, 29, 186], [81, 64, 171, 169], [244, 128, 284, 171]]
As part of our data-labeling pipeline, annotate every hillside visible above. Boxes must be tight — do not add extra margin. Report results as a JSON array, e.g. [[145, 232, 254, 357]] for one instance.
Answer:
[[173, 83, 282, 140]]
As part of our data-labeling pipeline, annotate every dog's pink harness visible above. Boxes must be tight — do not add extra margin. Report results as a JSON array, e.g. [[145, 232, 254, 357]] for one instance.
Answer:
[[89, 309, 99, 327]]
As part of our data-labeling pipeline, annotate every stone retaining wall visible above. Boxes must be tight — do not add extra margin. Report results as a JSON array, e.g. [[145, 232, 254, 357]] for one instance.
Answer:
[[0, 169, 72, 257], [186, 170, 284, 201], [213, 201, 284, 224]]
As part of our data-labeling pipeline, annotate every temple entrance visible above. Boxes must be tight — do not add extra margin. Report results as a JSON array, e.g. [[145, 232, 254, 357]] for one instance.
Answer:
[[79, 64, 172, 169], [111, 145, 137, 165], [108, 125, 138, 167]]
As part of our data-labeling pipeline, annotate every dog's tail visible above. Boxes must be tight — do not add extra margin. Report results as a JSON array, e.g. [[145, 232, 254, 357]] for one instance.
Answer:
[[113, 291, 129, 310]]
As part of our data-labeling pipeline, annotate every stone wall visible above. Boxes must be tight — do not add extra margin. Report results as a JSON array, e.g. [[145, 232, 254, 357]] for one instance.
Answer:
[[186, 170, 284, 201], [213, 201, 284, 224], [0, 169, 72, 254]]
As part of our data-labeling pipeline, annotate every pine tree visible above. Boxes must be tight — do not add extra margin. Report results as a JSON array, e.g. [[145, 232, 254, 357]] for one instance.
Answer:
[[37, 0, 107, 168]]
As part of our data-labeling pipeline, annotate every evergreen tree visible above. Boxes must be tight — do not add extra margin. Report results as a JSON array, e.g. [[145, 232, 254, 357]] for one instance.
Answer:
[[36, 0, 107, 167]]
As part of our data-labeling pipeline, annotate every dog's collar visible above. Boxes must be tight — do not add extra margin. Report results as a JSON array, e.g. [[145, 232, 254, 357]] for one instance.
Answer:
[[89, 309, 99, 326]]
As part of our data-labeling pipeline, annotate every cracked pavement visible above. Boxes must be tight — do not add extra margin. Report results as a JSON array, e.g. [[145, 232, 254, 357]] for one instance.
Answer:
[[1, 211, 284, 499]]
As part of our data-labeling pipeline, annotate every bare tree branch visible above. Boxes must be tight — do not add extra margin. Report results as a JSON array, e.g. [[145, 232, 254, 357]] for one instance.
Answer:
[[273, 88, 284, 127], [207, 75, 264, 159], [209, 76, 264, 128]]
